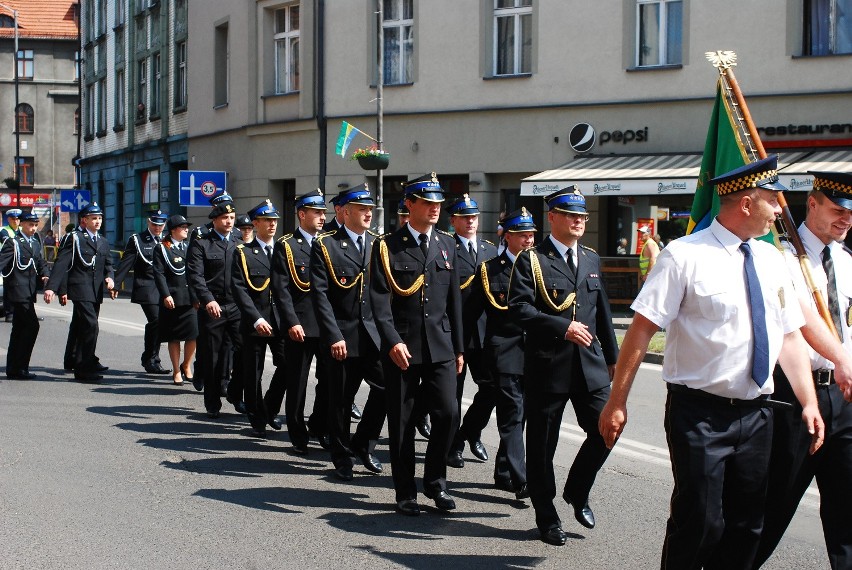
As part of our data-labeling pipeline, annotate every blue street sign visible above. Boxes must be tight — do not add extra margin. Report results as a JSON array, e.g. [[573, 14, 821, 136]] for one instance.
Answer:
[[178, 170, 227, 207], [59, 189, 91, 212]]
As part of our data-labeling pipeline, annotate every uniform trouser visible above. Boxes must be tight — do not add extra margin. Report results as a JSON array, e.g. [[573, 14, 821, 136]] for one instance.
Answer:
[[276, 336, 319, 448], [139, 303, 162, 368], [70, 301, 101, 372], [384, 358, 458, 502], [525, 382, 610, 532], [454, 347, 493, 430], [662, 386, 773, 570], [753, 374, 852, 570], [63, 307, 80, 369], [455, 376, 498, 451], [196, 303, 242, 413], [308, 356, 330, 436], [241, 332, 284, 429], [493, 372, 526, 488], [6, 301, 39, 374], [325, 351, 386, 469]]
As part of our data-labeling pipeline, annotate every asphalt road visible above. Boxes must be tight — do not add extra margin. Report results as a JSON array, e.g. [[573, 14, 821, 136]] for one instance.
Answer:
[[0, 299, 829, 569]]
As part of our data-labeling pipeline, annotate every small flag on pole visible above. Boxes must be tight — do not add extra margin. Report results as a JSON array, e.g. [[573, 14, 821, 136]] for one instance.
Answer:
[[336, 121, 360, 157]]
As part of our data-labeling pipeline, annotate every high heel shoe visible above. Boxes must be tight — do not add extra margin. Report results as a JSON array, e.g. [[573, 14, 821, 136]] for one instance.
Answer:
[[172, 374, 184, 385], [180, 364, 193, 382]]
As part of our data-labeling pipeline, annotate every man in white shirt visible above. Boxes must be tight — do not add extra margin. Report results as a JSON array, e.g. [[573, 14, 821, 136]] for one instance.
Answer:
[[599, 155, 825, 569]]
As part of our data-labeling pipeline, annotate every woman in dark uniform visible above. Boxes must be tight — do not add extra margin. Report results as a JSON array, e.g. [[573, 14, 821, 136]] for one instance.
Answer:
[[153, 215, 199, 385]]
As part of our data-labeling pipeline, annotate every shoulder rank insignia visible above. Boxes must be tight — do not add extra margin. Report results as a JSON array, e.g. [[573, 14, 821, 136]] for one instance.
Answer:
[[483, 239, 495, 246], [580, 244, 596, 253], [236, 244, 245, 250]]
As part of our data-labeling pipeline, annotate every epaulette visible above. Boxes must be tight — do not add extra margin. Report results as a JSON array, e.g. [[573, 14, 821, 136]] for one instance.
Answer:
[[436, 229, 453, 237], [279, 233, 293, 242], [483, 239, 496, 246], [317, 230, 335, 237], [367, 229, 380, 237], [579, 244, 597, 253], [236, 244, 245, 250]]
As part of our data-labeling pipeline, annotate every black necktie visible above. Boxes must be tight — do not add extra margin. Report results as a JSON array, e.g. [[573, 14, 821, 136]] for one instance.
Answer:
[[266, 245, 273, 262], [419, 233, 429, 258], [356, 235, 363, 253], [740, 242, 769, 387], [566, 248, 577, 275], [468, 241, 476, 262], [823, 245, 844, 339]]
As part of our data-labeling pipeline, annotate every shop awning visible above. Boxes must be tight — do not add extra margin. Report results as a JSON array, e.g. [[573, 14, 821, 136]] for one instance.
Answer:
[[520, 151, 814, 197], [777, 149, 852, 191]]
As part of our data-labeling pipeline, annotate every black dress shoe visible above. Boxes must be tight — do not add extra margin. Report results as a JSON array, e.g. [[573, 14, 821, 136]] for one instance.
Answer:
[[192, 376, 204, 392], [515, 483, 530, 500], [317, 434, 331, 450], [267, 417, 283, 431], [6, 371, 35, 380], [540, 526, 568, 546], [423, 489, 456, 511], [354, 448, 383, 474], [334, 465, 354, 481], [416, 418, 431, 439], [350, 403, 362, 420], [231, 400, 247, 415], [145, 365, 172, 375], [494, 478, 514, 493], [395, 499, 421, 516], [291, 444, 309, 455], [207, 410, 220, 419], [446, 450, 464, 469], [468, 439, 488, 461], [74, 371, 102, 383], [93, 363, 109, 372], [563, 491, 595, 529]]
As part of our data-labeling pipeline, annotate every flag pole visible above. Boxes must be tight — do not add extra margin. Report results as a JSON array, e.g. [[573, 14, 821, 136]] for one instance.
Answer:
[[707, 51, 839, 340]]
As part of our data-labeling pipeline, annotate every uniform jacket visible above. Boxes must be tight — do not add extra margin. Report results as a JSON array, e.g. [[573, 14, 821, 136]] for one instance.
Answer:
[[152, 240, 194, 307], [0, 231, 47, 303], [455, 234, 498, 350], [46, 228, 114, 303], [114, 229, 162, 304], [186, 230, 242, 305], [311, 225, 381, 357], [508, 237, 618, 393], [322, 218, 342, 233], [271, 228, 320, 337], [369, 226, 463, 364], [466, 251, 525, 376], [232, 238, 282, 335]]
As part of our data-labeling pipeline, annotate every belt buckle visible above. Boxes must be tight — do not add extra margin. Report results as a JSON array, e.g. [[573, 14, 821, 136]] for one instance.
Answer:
[[815, 369, 832, 386]]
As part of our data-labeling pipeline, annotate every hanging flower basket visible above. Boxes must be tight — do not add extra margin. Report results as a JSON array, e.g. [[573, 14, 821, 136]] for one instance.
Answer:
[[352, 146, 390, 170]]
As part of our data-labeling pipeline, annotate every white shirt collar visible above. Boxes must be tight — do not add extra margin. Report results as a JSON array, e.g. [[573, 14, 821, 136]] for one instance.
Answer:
[[548, 235, 575, 259], [343, 225, 366, 244], [407, 224, 431, 244], [256, 237, 275, 250], [298, 227, 315, 245], [505, 249, 517, 264], [456, 234, 476, 251], [709, 218, 749, 256]]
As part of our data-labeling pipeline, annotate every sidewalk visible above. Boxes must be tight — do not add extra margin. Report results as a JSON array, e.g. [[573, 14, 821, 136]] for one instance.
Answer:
[[612, 311, 665, 365]]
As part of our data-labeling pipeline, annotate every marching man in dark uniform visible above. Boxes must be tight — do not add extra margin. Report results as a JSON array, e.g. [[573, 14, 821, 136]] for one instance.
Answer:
[[599, 156, 824, 569], [44, 203, 115, 383], [311, 184, 387, 480], [270, 189, 327, 453], [755, 171, 852, 569], [370, 172, 464, 516], [445, 194, 498, 468], [508, 187, 619, 546], [187, 196, 245, 418], [1, 211, 48, 379], [232, 200, 282, 437], [467, 208, 537, 499], [1, 208, 23, 322], [113, 210, 171, 375]]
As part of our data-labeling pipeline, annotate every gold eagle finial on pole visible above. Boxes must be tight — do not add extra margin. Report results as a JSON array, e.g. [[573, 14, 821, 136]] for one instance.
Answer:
[[705, 50, 737, 73]]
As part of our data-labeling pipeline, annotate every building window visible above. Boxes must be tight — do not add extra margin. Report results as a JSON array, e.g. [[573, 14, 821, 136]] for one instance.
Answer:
[[116, 0, 125, 26], [74, 51, 81, 80], [382, 0, 413, 84], [636, 0, 683, 67], [137, 58, 147, 119], [74, 107, 80, 134], [97, 0, 107, 36], [98, 78, 107, 133], [804, 0, 852, 55], [274, 5, 300, 94], [85, 0, 95, 42], [85, 84, 95, 135], [15, 103, 34, 134], [493, 0, 532, 76], [150, 52, 161, 116], [175, 41, 187, 108], [214, 23, 229, 106], [17, 49, 34, 79], [17, 157, 34, 187], [115, 68, 126, 127]]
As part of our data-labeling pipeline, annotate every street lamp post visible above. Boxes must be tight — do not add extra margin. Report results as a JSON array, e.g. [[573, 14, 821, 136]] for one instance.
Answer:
[[0, 3, 20, 208]]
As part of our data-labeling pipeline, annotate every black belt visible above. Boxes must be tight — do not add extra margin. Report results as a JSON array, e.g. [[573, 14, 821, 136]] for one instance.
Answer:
[[667, 383, 793, 410], [812, 369, 835, 387]]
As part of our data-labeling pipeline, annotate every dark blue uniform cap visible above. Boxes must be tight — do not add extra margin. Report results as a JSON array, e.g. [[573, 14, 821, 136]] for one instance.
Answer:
[[811, 171, 852, 210], [210, 191, 233, 206], [296, 189, 327, 210], [545, 185, 587, 214], [709, 155, 787, 195], [6, 208, 22, 218], [248, 199, 280, 220], [397, 198, 409, 215], [445, 194, 480, 216], [148, 210, 168, 225], [337, 183, 375, 206], [403, 172, 445, 203], [80, 202, 104, 217], [235, 214, 252, 228], [500, 207, 537, 232], [19, 211, 38, 222], [166, 214, 191, 230]]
